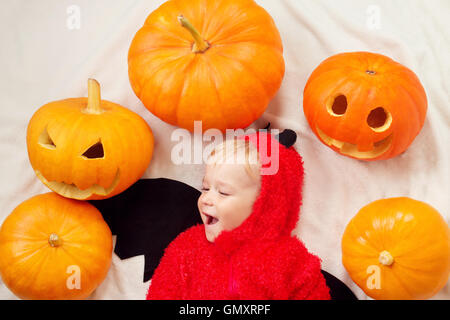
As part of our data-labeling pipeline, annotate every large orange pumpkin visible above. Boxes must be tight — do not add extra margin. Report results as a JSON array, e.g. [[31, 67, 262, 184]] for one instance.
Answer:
[[128, 0, 285, 132], [342, 197, 450, 300], [303, 52, 427, 161], [0, 193, 113, 300], [27, 79, 154, 200]]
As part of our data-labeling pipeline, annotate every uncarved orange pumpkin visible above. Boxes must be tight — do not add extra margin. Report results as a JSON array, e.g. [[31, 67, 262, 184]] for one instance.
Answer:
[[27, 79, 154, 200], [128, 0, 285, 132], [342, 197, 450, 300], [0, 193, 113, 300], [303, 52, 427, 161]]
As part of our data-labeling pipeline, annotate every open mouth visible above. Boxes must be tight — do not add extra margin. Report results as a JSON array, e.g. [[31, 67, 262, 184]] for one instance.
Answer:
[[203, 213, 219, 225], [316, 126, 393, 159], [35, 169, 120, 200]]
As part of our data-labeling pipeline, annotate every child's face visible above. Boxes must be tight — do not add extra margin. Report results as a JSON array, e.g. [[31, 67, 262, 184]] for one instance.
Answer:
[[198, 162, 261, 242]]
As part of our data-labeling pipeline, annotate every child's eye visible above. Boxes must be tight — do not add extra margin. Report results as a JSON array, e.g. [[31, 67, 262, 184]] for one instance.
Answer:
[[201, 187, 209, 192], [219, 191, 230, 196]]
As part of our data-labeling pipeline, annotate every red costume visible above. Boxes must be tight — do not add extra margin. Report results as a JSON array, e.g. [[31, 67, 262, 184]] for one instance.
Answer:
[[147, 132, 330, 300]]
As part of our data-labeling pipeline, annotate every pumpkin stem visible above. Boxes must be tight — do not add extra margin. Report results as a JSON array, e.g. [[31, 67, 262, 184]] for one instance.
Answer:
[[86, 78, 102, 114], [379, 250, 394, 266], [48, 233, 62, 247], [178, 15, 210, 53]]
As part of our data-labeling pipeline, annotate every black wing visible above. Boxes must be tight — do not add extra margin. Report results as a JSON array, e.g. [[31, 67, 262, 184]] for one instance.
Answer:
[[90, 178, 202, 282], [321, 270, 358, 300]]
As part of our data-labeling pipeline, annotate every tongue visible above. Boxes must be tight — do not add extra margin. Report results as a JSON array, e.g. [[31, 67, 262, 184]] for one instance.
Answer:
[[210, 217, 218, 225]]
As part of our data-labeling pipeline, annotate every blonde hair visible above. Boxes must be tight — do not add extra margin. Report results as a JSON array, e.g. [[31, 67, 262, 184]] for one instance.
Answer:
[[206, 138, 261, 181]]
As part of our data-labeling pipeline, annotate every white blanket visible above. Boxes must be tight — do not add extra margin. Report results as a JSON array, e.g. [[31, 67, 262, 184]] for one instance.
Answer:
[[0, 0, 448, 300]]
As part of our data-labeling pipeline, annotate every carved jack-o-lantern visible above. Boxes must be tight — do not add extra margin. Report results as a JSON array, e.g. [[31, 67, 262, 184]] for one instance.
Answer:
[[26, 79, 154, 200], [303, 52, 427, 161]]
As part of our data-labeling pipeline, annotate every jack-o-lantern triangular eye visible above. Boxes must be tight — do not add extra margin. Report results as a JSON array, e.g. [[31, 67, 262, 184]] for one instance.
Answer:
[[82, 141, 104, 159], [38, 126, 56, 149]]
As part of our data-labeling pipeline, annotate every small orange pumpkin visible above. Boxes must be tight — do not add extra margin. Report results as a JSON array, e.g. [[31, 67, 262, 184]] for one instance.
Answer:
[[342, 197, 450, 300], [128, 0, 285, 132], [303, 52, 427, 161], [0, 193, 113, 300], [27, 79, 154, 200]]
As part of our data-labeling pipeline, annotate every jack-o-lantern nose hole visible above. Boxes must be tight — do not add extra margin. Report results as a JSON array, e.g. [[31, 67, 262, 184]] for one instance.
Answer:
[[82, 141, 104, 159], [367, 107, 392, 132], [329, 94, 347, 116], [38, 127, 56, 149]]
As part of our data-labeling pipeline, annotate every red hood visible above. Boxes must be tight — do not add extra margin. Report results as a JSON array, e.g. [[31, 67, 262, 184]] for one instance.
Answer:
[[214, 131, 304, 255]]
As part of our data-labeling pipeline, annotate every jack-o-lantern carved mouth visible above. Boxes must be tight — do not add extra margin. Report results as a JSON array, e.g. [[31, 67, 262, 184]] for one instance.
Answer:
[[316, 126, 393, 159], [35, 169, 120, 200]]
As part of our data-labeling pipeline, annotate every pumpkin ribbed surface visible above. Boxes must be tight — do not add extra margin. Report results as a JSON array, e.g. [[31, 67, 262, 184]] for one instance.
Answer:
[[342, 197, 450, 300], [0, 193, 113, 300], [128, 0, 285, 132]]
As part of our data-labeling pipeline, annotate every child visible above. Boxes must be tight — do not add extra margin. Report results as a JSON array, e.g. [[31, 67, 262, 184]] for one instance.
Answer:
[[147, 131, 330, 299]]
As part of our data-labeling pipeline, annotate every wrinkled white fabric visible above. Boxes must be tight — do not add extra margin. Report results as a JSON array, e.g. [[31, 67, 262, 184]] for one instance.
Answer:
[[0, 0, 448, 300]]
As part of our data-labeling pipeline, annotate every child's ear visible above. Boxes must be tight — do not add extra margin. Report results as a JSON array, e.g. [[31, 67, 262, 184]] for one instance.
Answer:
[[275, 129, 297, 148]]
